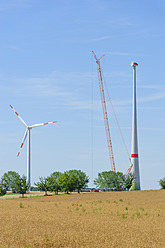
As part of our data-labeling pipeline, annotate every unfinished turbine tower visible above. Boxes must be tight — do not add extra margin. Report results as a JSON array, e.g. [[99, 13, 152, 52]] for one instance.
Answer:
[[130, 62, 140, 190]]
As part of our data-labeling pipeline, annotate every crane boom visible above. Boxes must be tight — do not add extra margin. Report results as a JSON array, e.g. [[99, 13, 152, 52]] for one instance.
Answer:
[[125, 164, 133, 177], [92, 51, 116, 172]]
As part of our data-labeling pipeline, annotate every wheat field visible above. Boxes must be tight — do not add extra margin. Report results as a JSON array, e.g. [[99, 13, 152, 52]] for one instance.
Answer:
[[0, 190, 165, 248]]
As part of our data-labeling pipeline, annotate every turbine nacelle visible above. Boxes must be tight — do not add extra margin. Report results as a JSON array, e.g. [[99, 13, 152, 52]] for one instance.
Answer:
[[131, 62, 138, 67]]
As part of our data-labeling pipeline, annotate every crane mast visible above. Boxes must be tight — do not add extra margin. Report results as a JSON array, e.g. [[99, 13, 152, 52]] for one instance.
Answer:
[[92, 51, 116, 172]]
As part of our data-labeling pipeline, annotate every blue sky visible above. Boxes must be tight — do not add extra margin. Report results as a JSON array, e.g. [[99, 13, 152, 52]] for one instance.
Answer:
[[0, 0, 165, 190]]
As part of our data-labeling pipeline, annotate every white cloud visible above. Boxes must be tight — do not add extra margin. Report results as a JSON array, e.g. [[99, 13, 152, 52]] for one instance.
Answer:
[[9, 45, 23, 51], [106, 52, 135, 56], [5, 0, 33, 9], [1, 71, 165, 112], [139, 127, 165, 131], [138, 84, 165, 90], [87, 36, 112, 43], [138, 91, 165, 103], [105, 51, 146, 56], [111, 90, 165, 107]]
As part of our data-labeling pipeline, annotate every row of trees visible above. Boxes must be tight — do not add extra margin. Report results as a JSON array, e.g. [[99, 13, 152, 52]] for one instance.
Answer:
[[35, 170, 135, 194], [0, 169, 137, 197], [94, 171, 135, 191], [1, 170, 165, 197], [0, 171, 29, 197], [0, 170, 89, 197], [35, 170, 89, 195]]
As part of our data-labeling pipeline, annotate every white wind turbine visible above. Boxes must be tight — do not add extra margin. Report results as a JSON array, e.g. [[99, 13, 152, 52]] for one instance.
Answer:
[[10, 105, 57, 187]]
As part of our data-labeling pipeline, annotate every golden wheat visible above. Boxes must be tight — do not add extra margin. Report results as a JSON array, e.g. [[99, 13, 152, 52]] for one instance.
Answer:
[[0, 190, 165, 247]]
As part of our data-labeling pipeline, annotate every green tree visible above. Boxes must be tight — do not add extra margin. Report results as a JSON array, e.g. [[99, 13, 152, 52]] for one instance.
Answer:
[[114, 171, 125, 190], [1, 171, 20, 192], [0, 181, 6, 196], [68, 170, 89, 193], [58, 171, 78, 194], [15, 175, 30, 197], [159, 177, 165, 189], [47, 172, 62, 194], [94, 171, 125, 191], [124, 173, 135, 190], [35, 177, 49, 195]]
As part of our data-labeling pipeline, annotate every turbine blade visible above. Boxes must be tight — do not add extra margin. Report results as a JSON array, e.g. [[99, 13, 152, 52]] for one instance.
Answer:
[[17, 129, 28, 157], [10, 105, 28, 127], [29, 121, 57, 128]]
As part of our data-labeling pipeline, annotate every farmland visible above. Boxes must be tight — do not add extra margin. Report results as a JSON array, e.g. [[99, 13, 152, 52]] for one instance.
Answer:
[[0, 190, 165, 248]]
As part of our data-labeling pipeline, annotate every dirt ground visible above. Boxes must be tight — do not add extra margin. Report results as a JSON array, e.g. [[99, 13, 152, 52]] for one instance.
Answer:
[[1, 191, 49, 199], [0, 190, 165, 248]]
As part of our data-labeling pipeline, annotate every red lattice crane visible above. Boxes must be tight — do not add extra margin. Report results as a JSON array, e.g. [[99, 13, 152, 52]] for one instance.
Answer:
[[92, 51, 116, 172]]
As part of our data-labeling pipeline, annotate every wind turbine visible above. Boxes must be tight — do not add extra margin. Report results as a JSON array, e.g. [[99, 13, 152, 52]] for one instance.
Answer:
[[10, 105, 57, 187]]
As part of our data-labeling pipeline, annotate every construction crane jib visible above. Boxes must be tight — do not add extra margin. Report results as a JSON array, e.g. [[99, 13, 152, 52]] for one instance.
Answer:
[[92, 51, 116, 172]]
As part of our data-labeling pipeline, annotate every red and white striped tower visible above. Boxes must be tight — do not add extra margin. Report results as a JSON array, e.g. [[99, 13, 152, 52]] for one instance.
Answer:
[[130, 62, 141, 190]]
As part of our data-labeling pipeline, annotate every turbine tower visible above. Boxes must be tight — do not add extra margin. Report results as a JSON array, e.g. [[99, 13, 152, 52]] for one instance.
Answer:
[[130, 62, 140, 190], [10, 105, 57, 187]]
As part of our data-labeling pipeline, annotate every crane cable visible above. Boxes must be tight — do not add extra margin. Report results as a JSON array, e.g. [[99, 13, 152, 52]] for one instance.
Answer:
[[102, 72, 131, 164]]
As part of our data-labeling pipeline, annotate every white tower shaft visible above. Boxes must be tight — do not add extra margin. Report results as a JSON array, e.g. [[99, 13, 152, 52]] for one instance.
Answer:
[[27, 129, 31, 187], [130, 62, 140, 190]]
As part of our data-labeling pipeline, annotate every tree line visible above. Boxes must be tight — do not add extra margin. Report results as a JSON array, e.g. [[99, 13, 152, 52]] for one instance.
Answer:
[[35, 170, 89, 195], [0, 171, 29, 197], [0, 170, 89, 197], [1, 169, 164, 197]]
